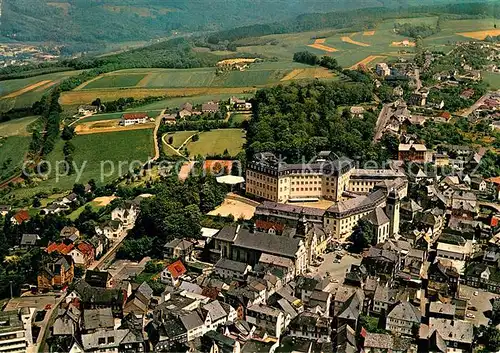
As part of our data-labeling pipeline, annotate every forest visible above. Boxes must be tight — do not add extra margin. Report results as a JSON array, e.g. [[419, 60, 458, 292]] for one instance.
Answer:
[[246, 81, 388, 164]]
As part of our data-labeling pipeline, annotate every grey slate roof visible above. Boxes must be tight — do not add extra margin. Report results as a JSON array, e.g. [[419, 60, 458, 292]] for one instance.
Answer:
[[215, 258, 249, 273], [364, 207, 390, 226], [233, 228, 301, 258], [203, 301, 227, 322], [180, 311, 204, 330], [83, 308, 114, 331], [429, 318, 473, 344], [388, 301, 421, 324], [21, 233, 39, 246]]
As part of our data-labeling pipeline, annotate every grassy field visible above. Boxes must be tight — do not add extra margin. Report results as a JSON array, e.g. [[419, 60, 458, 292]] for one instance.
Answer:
[[483, 71, 500, 90], [0, 70, 82, 112], [7, 129, 154, 199], [0, 136, 31, 182], [230, 113, 251, 125], [83, 73, 148, 89], [0, 116, 39, 137], [187, 129, 245, 157], [68, 200, 103, 220], [76, 110, 162, 124], [165, 130, 197, 148]]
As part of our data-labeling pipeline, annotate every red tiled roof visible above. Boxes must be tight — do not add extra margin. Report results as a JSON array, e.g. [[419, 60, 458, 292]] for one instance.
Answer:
[[201, 287, 219, 300], [440, 112, 451, 120], [487, 176, 500, 185], [167, 260, 187, 279], [491, 216, 499, 227], [255, 219, 285, 232], [122, 113, 148, 120], [13, 210, 30, 224], [77, 242, 95, 257], [46, 242, 74, 255]]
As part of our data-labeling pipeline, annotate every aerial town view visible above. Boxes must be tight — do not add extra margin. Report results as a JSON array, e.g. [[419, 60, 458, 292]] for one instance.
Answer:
[[1, 0, 500, 352]]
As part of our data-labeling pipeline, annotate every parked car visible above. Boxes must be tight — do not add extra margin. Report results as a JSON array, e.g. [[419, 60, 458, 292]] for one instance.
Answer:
[[466, 313, 475, 318]]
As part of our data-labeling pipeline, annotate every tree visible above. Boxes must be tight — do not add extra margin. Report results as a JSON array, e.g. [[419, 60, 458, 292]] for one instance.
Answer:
[[73, 183, 86, 196], [349, 219, 375, 253], [32, 198, 41, 208], [61, 125, 75, 140], [168, 136, 173, 144], [293, 51, 319, 66], [192, 134, 199, 142], [475, 325, 500, 352]]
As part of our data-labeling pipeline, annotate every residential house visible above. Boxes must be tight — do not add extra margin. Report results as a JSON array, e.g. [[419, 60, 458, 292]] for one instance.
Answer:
[[363, 207, 390, 245], [111, 201, 139, 228], [61, 193, 78, 205], [38, 255, 75, 291], [89, 235, 108, 259], [78, 105, 98, 115], [202, 101, 219, 113], [335, 290, 363, 331], [428, 260, 460, 297], [52, 303, 81, 340], [386, 301, 421, 336], [85, 270, 112, 288], [11, 210, 30, 225], [161, 260, 187, 286], [146, 312, 187, 350], [426, 318, 473, 353], [120, 113, 149, 126], [428, 302, 455, 320], [69, 242, 95, 267], [464, 263, 500, 294], [60, 226, 80, 242], [81, 328, 144, 352], [361, 247, 401, 282], [20, 233, 40, 248], [289, 312, 332, 342], [362, 333, 415, 353], [398, 144, 431, 163], [164, 238, 195, 260], [70, 280, 126, 315], [376, 63, 391, 77], [82, 308, 114, 333], [246, 304, 290, 338], [95, 220, 124, 241], [214, 258, 251, 281]]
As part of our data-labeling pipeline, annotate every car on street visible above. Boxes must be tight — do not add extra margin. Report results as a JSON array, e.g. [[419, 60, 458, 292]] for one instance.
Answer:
[[466, 313, 475, 318], [473, 291, 479, 296]]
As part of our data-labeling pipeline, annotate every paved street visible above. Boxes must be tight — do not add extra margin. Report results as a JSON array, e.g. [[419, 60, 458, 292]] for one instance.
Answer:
[[374, 104, 392, 141], [310, 252, 362, 281], [460, 285, 498, 326]]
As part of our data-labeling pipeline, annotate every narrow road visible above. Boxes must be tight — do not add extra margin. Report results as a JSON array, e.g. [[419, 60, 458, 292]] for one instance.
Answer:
[[68, 112, 94, 127], [151, 109, 165, 161], [88, 230, 129, 271], [374, 104, 392, 141], [414, 68, 422, 92], [459, 93, 490, 117]]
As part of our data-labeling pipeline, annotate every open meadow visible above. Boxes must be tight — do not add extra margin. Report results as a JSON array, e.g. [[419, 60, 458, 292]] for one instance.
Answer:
[[6, 129, 154, 199], [0, 136, 31, 182], [0, 116, 39, 137], [162, 128, 245, 158]]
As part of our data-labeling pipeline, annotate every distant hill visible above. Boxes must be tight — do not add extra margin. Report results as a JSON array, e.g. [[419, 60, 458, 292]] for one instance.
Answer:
[[1, 0, 493, 49]]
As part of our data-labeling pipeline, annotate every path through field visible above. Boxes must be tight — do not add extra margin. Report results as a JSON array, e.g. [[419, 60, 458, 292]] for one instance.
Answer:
[[341, 36, 370, 47], [2, 80, 52, 98], [349, 55, 385, 70], [363, 31, 375, 36], [152, 110, 165, 160]]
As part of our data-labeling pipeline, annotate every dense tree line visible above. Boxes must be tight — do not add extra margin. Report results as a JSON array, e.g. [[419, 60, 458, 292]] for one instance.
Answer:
[[293, 51, 342, 71], [394, 23, 439, 38], [120, 174, 227, 259], [206, 3, 499, 44], [246, 81, 388, 164]]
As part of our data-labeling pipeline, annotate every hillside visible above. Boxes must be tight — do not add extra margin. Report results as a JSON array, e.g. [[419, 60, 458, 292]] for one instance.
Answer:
[[0, 0, 491, 50]]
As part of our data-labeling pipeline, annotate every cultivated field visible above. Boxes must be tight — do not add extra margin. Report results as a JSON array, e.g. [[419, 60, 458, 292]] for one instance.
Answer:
[[458, 29, 500, 40], [134, 94, 253, 111], [349, 55, 386, 70], [341, 35, 370, 47], [0, 71, 81, 112], [281, 67, 334, 81], [308, 38, 338, 53]]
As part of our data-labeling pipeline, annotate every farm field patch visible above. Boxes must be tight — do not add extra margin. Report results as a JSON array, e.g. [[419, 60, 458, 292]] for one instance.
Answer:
[[76, 110, 162, 124], [458, 29, 500, 40], [482, 71, 500, 90], [281, 67, 334, 81], [341, 36, 370, 47], [0, 116, 39, 137], [349, 55, 386, 70], [60, 87, 258, 105], [75, 120, 155, 135], [83, 73, 147, 89]]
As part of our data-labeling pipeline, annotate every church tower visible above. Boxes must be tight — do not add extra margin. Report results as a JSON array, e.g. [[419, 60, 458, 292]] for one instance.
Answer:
[[386, 188, 400, 237]]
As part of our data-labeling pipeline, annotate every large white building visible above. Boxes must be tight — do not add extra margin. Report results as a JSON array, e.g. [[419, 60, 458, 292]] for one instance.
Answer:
[[0, 310, 28, 353], [120, 113, 149, 126]]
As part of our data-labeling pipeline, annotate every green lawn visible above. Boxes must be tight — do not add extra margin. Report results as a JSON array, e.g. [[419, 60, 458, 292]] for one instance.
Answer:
[[164, 130, 197, 149], [0, 136, 31, 182], [482, 71, 500, 90], [187, 129, 246, 157], [8, 129, 154, 198], [0, 116, 39, 137], [84, 73, 148, 89], [230, 113, 251, 125], [68, 200, 103, 220]]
